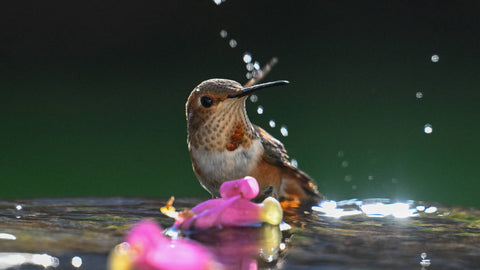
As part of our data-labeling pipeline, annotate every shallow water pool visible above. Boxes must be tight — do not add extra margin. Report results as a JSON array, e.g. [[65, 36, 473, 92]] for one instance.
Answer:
[[0, 198, 479, 269]]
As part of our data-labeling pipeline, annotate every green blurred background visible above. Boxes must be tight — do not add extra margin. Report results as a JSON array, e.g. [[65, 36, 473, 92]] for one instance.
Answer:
[[1, 1, 479, 207]]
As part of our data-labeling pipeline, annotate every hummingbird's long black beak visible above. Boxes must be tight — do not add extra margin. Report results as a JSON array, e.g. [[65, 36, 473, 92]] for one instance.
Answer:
[[227, 80, 289, 98]]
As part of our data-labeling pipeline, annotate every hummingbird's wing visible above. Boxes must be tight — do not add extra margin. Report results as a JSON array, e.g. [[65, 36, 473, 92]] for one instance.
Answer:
[[253, 125, 323, 202]]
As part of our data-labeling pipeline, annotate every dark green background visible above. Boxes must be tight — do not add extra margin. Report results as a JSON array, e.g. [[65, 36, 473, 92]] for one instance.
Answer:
[[1, 1, 479, 207]]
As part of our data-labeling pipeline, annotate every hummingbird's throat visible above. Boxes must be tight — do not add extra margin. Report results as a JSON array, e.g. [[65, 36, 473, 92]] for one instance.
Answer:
[[226, 122, 249, 151]]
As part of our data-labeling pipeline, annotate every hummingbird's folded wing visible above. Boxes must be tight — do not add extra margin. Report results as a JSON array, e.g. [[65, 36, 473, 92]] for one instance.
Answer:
[[253, 125, 323, 202]]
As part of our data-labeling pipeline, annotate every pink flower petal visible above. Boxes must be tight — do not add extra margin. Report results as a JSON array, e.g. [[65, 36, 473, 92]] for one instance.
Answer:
[[220, 176, 259, 200], [126, 220, 213, 270]]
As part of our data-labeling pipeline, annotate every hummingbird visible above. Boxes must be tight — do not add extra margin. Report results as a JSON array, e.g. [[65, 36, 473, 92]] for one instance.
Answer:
[[186, 79, 323, 203]]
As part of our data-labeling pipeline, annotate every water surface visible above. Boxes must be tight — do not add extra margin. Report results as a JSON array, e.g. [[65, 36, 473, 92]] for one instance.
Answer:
[[1, 197, 479, 269]]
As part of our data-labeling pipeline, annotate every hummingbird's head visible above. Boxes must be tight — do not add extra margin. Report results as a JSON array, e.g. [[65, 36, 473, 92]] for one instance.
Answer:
[[185, 78, 288, 149]]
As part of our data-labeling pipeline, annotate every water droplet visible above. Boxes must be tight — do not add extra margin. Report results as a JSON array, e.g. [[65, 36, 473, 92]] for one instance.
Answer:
[[15, 204, 22, 210], [229, 39, 237, 48], [246, 72, 253, 79], [425, 206, 437, 214], [246, 63, 254, 71], [368, 175, 374, 181], [243, 53, 252, 63], [280, 126, 288, 137], [213, 0, 222, 5], [424, 124, 433, 134], [431, 54, 439, 63], [253, 61, 261, 70], [352, 185, 357, 190], [341, 160, 349, 168], [416, 205, 425, 211], [16, 215, 21, 219], [249, 94, 258, 103], [279, 243, 286, 250], [219, 29, 228, 38], [269, 120, 276, 128], [291, 159, 298, 168], [344, 175, 353, 182], [416, 91, 423, 99], [71, 256, 82, 268], [337, 151, 344, 158], [421, 252, 427, 260], [257, 106, 264, 114], [420, 259, 431, 267]]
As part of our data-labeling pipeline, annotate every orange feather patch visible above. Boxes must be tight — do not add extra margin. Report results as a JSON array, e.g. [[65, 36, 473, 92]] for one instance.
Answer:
[[226, 122, 245, 151]]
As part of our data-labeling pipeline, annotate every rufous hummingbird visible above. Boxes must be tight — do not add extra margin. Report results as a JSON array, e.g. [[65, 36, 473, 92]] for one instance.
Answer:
[[186, 79, 323, 203]]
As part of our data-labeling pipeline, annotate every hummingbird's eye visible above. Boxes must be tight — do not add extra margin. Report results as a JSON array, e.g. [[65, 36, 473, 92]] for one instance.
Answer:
[[200, 96, 213, 108]]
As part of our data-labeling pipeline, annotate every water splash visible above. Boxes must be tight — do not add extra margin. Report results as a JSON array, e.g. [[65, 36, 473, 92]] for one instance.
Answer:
[[0, 253, 59, 268], [290, 159, 298, 168], [424, 124, 433, 134], [420, 252, 431, 268], [256, 106, 264, 115], [213, 0, 226, 5], [219, 29, 228, 38], [312, 199, 430, 219], [243, 53, 252, 63], [71, 256, 82, 268], [269, 120, 276, 128], [0, 233, 16, 240], [229, 39, 237, 48]]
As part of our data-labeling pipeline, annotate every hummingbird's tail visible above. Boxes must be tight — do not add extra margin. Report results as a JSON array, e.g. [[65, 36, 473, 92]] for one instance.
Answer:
[[280, 166, 325, 204]]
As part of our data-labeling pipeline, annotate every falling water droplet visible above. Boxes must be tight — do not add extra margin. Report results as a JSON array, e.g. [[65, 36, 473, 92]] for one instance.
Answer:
[[280, 126, 288, 136], [352, 185, 357, 190], [253, 61, 261, 70], [344, 175, 353, 182], [424, 124, 433, 134], [257, 106, 264, 114], [431, 54, 439, 63], [213, 0, 222, 5], [246, 72, 253, 79], [291, 159, 298, 168], [246, 63, 254, 71], [16, 204, 22, 210], [416, 91, 423, 99], [249, 94, 258, 103], [229, 39, 237, 48], [341, 161, 349, 168], [269, 120, 276, 128], [219, 30, 228, 38], [243, 53, 252, 63]]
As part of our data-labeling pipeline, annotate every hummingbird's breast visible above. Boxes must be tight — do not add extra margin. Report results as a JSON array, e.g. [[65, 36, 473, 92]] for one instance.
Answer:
[[189, 139, 263, 197]]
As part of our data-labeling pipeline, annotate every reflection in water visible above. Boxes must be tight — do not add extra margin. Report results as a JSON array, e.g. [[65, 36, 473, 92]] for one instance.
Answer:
[[71, 256, 83, 268], [0, 233, 16, 240], [0, 253, 59, 268], [190, 224, 288, 269], [312, 199, 437, 218]]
